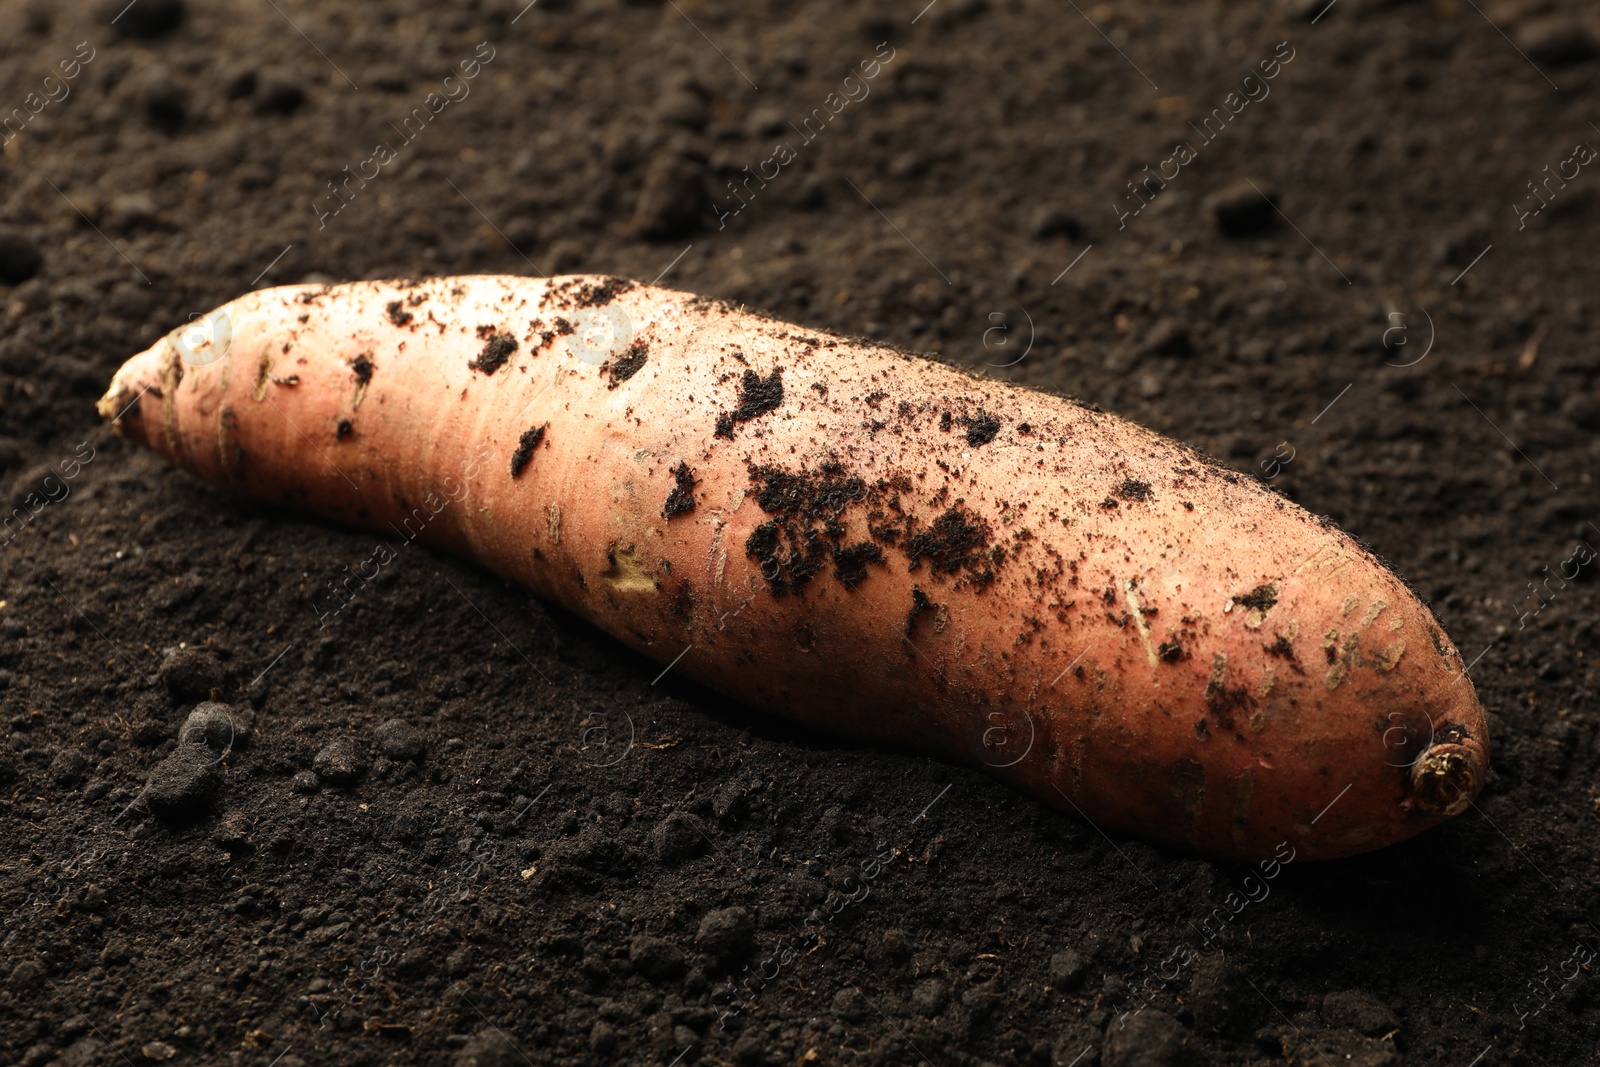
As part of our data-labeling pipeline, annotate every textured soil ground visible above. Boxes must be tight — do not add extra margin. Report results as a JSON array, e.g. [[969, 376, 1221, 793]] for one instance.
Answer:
[[2, 0, 1599, 1065]]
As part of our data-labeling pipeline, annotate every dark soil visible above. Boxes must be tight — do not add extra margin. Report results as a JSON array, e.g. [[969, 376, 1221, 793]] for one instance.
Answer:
[[2, 1, 1599, 1066]]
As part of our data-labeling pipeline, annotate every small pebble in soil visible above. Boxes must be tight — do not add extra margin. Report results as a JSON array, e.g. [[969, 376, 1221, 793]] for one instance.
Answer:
[[313, 737, 368, 785], [142, 747, 222, 821], [1207, 181, 1279, 237], [695, 906, 755, 963], [291, 770, 320, 794], [375, 718, 425, 760]]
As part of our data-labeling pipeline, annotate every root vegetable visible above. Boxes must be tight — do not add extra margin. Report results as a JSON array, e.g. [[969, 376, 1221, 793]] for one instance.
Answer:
[[97, 275, 1489, 861]]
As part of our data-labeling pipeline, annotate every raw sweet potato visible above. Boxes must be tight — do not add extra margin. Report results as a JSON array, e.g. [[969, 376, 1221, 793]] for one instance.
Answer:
[[97, 275, 1489, 861]]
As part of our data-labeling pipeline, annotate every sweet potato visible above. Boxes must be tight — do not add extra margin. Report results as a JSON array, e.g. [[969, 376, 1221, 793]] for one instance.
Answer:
[[97, 275, 1488, 861]]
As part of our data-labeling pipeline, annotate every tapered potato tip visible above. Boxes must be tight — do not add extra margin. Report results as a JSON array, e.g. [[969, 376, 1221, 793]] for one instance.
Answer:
[[1409, 742, 1483, 817], [97, 345, 161, 445]]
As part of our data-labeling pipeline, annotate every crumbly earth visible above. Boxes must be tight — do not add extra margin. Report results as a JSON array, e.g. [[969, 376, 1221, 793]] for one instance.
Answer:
[[2, 1, 1598, 1066]]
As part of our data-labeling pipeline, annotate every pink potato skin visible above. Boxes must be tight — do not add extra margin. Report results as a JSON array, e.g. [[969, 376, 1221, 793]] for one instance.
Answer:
[[99, 275, 1489, 861]]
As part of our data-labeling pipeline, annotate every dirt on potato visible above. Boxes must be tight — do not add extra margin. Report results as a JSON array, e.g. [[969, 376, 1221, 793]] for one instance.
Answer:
[[1, 1, 1598, 1066]]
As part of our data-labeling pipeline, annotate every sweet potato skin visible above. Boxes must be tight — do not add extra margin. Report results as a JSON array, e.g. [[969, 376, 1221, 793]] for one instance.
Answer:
[[98, 275, 1489, 861]]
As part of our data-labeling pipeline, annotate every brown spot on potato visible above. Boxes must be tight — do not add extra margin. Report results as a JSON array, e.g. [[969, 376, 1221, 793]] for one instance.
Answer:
[[1169, 758, 1206, 828], [603, 543, 656, 593], [1324, 632, 1360, 690], [1373, 638, 1406, 672], [217, 405, 246, 480]]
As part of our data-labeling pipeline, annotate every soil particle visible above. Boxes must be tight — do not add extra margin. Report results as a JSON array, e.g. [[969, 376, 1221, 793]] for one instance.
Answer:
[[1104, 1009, 1187, 1067], [142, 747, 222, 822], [696, 906, 756, 964], [349, 354, 373, 383], [469, 334, 517, 375], [510, 424, 547, 479], [1515, 17, 1600, 65], [452, 1029, 525, 1067], [1157, 638, 1187, 662], [312, 737, 368, 785], [831, 541, 885, 589], [629, 936, 687, 981], [374, 718, 425, 761], [650, 811, 709, 865], [108, 0, 185, 39], [1208, 180, 1279, 237], [1264, 634, 1298, 663], [1204, 654, 1254, 732], [1235, 583, 1278, 612], [1049, 948, 1088, 989], [965, 410, 1001, 446], [903, 504, 996, 587], [1321, 990, 1401, 1037], [1140, 319, 1193, 358], [181, 702, 250, 749], [385, 300, 412, 327], [905, 585, 936, 636], [631, 148, 709, 240], [911, 978, 950, 1015], [1115, 477, 1153, 502], [47, 749, 90, 788], [714, 367, 785, 438], [157, 645, 224, 701], [662, 461, 698, 518], [336, 418, 352, 439], [743, 463, 879, 595], [547, 276, 637, 310], [0, 232, 43, 286], [605, 340, 649, 388]]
